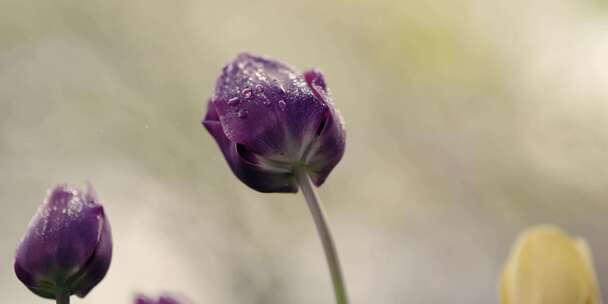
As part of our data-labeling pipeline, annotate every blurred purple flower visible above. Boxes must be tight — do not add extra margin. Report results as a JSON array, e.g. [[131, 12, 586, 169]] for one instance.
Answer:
[[135, 294, 189, 304], [203, 53, 346, 193], [14, 184, 112, 299]]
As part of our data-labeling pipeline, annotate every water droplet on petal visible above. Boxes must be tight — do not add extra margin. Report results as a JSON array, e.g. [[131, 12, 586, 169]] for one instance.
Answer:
[[241, 87, 253, 99], [228, 97, 240, 106], [254, 84, 264, 94], [237, 108, 249, 118], [278, 100, 286, 111], [67, 195, 84, 217]]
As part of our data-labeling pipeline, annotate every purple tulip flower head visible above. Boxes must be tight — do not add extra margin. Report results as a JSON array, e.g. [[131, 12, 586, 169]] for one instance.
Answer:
[[203, 53, 346, 193], [14, 184, 112, 300], [135, 294, 190, 304]]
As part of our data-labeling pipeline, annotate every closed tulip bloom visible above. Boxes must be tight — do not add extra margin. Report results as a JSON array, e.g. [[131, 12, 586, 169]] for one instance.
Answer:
[[14, 184, 112, 303], [203, 53, 346, 193], [135, 294, 189, 304], [500, 225, 601, 304]]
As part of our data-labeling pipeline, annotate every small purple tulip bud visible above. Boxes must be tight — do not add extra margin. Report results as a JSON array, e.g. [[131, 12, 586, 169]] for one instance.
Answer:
[[14, 184, 113, 300], [203, 53, 346, 193], [135, 294, 190, 304]]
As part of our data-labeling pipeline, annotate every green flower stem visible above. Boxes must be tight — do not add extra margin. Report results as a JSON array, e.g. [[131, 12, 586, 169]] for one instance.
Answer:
[[56, 291, 70, 304], [295, 167, 349, 304]]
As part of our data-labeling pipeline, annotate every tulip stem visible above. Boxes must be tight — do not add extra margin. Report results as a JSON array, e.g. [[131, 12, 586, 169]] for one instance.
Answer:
[[56, 291, 70, 304], [295, 167, 349, 304]]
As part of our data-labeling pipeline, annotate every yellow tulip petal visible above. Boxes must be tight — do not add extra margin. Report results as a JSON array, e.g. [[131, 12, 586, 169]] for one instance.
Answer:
[[574, 238, 602, 304], [500, 268, 511, 304], [499, 225, 601, 304]]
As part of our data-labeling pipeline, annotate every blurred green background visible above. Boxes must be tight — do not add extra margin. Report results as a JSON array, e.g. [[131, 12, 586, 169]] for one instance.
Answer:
[[1, 0, 607, 303]]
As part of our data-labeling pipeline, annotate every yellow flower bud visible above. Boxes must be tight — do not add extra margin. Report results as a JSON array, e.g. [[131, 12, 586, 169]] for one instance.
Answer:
[[500, 225, 602, 304]]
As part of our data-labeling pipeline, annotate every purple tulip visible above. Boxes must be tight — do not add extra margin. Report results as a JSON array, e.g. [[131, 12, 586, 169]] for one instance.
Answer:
[[203, 53, 346, 193], [135, 294, 188, 304], [14, 184, 112, 301]]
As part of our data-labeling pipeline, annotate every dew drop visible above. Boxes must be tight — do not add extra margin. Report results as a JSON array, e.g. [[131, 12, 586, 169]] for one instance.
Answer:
[[278, 100, 286, 111], [241, 87, 253, 99], [228, 97, 240, 106], [254, 84, 264, 94], [237, 108, 249, 118], [41, 218, 48, 235], [67, 196, 84, 216]]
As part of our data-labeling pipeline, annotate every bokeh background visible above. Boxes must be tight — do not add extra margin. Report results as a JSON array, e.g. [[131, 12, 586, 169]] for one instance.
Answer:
[[1, 0, 607, 303]]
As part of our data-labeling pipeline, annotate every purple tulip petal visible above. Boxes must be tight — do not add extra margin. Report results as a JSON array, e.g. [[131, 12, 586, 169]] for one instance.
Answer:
[[302, 69, 346, 186], [16, 186, 101, 281], [203, 101, 298, 192], [71, 211, 112, 297], [14, 261, 55, 299], [134, 294, 187, 304], [158, 295, 182, 304], [304, 69, 327, 92], [134, 295, 156, 304], [212, 53, 327, 159]]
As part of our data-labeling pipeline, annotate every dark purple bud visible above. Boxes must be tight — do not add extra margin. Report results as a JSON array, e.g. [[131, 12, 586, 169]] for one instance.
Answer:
[[203, 53, 346, 193], [14, 184, 113, 299], [135, 294, 189, 304]]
